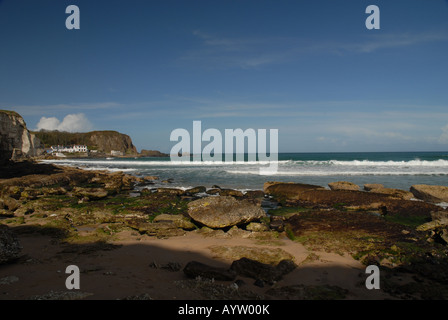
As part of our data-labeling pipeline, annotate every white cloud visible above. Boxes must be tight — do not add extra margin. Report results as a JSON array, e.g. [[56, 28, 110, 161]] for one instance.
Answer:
[[35, 116, 60, 131], [35, 113, 93, 132]]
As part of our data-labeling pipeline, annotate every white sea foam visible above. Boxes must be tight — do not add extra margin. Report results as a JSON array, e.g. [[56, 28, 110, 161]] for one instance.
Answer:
[[291, 159, 448, 167], [39, 155, 448, 191], [226, 170, 448, 176], [41, 158, 448, 167], [40, 159, 286, 166]]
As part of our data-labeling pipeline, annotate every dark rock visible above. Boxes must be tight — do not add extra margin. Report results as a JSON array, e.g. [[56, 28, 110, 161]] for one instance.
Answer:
[[0, 225, 22, 264], [269, 216, 285, 232], [205, 188, 220, 195], [185, 186, 206, 195], [264, 182, 325, 200], [234, 279, 246, 287], [183, 261, 236, 281], [156, 188, 185, 196], [244, 190, 265, 199], [253, 279, 265, 288], [161, 262, 182, 272], [219, 189, 244, 197], [230, 257, 297, 283]]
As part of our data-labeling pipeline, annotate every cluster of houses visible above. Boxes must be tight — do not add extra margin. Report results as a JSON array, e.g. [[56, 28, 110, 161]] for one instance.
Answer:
[[50, 145, 88, 153], [48, 145, 124, 157]]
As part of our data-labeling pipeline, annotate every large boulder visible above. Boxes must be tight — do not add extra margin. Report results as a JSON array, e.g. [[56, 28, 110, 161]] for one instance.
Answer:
[[187, 196, 266, 229], [410, 185, 448, 203], [328, 181, 359, 191], [0, 225, 22, 264]]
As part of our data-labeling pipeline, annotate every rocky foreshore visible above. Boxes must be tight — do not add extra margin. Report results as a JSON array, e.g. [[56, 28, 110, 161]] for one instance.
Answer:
[[1, 161, 448, 300]]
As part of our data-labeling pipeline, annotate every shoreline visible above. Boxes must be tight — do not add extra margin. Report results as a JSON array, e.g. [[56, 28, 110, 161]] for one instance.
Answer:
[[1, 160, 448, 300], [36, 158, 448, 209], [35, 152, 448, 192]]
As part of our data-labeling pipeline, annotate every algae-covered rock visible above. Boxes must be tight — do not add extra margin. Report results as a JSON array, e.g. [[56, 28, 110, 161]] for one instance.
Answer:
[[1, 196, 20, 212], [246, 222, 269, 232], [152, 213, 197, 230], [72, 187, 109, 200]]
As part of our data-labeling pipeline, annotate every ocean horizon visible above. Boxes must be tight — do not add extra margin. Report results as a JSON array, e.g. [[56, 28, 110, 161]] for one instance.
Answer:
[[41, 151, 448, 192]]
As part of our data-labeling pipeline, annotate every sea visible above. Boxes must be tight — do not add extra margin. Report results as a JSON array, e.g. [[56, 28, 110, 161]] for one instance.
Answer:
[[40, 151, 448, 192]]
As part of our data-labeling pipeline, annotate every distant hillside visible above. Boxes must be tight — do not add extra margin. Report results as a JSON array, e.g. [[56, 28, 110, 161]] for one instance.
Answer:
[[32, 130, 138, 156]]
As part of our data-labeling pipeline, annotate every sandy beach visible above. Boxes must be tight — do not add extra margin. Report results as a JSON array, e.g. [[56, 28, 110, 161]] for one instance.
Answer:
[[1, 226, 395, 300]]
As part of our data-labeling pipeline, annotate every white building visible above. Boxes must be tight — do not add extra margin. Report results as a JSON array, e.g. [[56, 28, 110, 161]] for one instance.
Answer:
[[50, 145, 88, 153]]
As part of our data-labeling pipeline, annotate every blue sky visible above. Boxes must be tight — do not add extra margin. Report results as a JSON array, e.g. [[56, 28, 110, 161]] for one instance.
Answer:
[[1, 0, 448, 153]]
